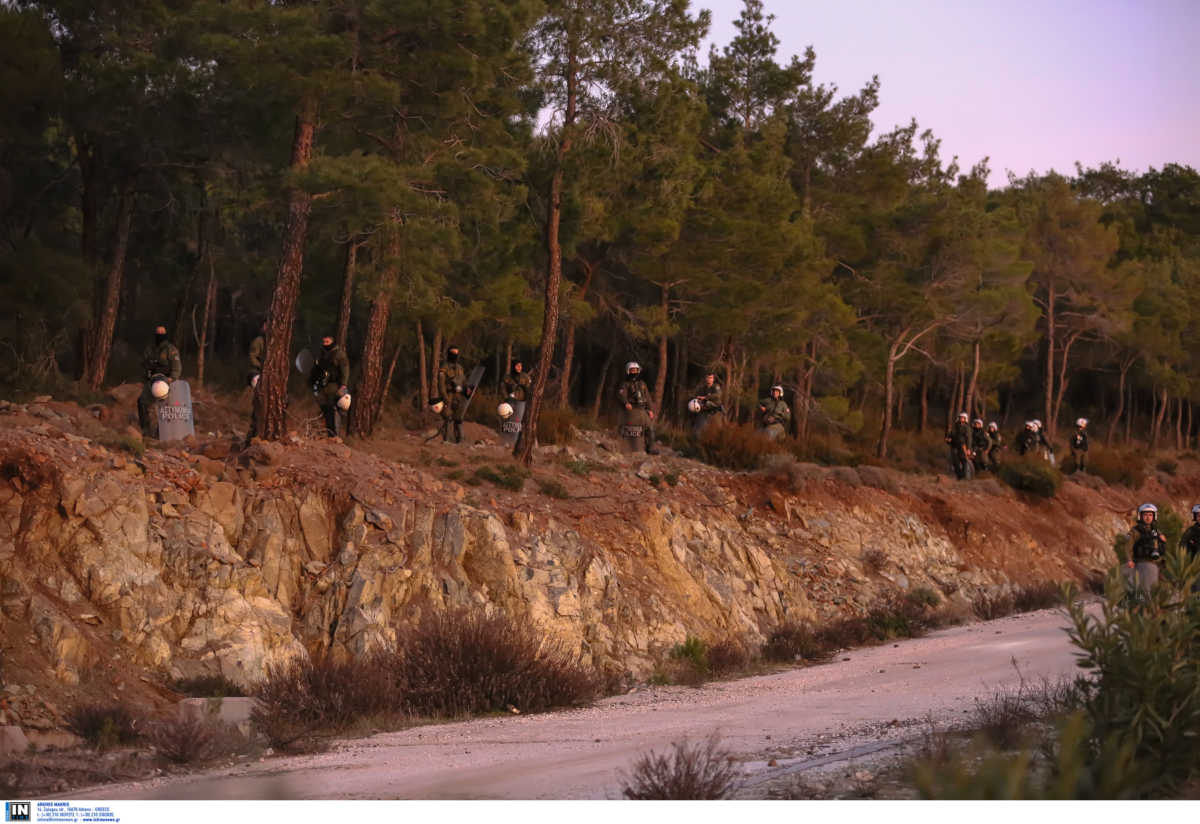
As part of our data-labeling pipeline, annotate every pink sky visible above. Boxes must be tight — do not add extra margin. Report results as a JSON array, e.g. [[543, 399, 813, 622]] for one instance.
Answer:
[[701, 0, 1200, 188]]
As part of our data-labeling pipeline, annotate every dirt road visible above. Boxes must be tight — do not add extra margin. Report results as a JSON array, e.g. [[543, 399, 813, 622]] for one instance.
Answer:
[[82, 608, 1084, 800]]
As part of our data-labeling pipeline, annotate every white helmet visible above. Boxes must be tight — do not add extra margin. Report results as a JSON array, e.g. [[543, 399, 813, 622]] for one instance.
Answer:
[[497, 402, 514, 420], [987, 421, 998, 432], [150, 380, 170, 400], [771, 385, 784, 394], [626, 361, 640, 374], [1191, 504, 1200, 516], [337, 393, 352, 411], [972, 418, 983, 427], [1138, 503, 1158, 515], [430, 400, 445, 414], [1032, 419, 1042, 430], [1076, 418, 1088, 427], [687, 398, 702, 414], [957, 411, 968, 421]]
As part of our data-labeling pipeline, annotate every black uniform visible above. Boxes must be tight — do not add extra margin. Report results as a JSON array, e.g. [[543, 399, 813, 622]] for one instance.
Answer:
[[1070, 427, 1089, 471], [946, 420, 971, 479], [309, 344, 350, 437], [1015, 427, 1036, 456], [987, 430, 1005, 471], [971, 426, 990, 473], [617, 375, 657, 454]]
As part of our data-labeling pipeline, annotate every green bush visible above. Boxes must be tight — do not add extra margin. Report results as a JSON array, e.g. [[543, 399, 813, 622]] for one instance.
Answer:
[[536, 478, 570, 499], [906, 586, 941, 609], [918, 551, 1200, 798], [998, 457, 1063, 498], [472, 464, 529, 492]]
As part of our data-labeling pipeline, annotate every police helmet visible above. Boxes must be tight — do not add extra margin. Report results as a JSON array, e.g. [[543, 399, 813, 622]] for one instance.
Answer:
[[337, 394, 352, 411], [1138, 503, 1158, 515], [688, 398, 702, 413], [972, 418, 983, 427], [1076, 418, 1088, 427], [771, 385, 784, 395], [626, 362, 640, 374], [497, 402, 514, 420], [1032, 419, 1042, 429], [150, 380, 170, 400], [987, 421, 998, 432], [1192, 503, 1200, 517]]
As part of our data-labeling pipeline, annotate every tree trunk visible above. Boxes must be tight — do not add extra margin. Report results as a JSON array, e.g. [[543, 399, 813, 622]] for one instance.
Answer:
[[352, 229, 398, 438], [504, 338, 512, 382], [877, 339, 901, 458], [652, 287, 669, 416], [1186, 400, 1193, 452], [77, 136, 100, 379], [558, 257, 595, 408], [1176, 396, 1184, 452], [966, 339, 981, 419], [1152, 386, 1168, 450], [591, 344, 614, 421], [919, 366, 928, 434], [1125, 382, 1133, 445], [1051, 330, 1081, 438], [516, 40, 577, 467], [196, 255, 217, 387], [352, 293, 390, 438], [336, 236, 360, 348], [416, 320, 428, 406], [83, 180, 135, 391], [1044, 281, 1057, 441], [948, 363, 962, 427], [673, 335, 686, 420], [377, 340, 402, 422], [429, 327, 442, 397], [253, 100, 317, 441]]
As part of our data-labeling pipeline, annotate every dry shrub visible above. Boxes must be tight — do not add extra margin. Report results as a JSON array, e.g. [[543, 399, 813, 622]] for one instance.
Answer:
[[686, 422, 784, 470], [862, 547, 888, 574], [393, 609, 600, 717], [536, 405, 578, 445], [827, 465, 862, 487], [621, 736, 742, 800], [536, 478, 570, 499], [759, 453, 823, 489], [971, 688, 1039, 750], [998, 457, 1063, 498], [472, 463, 528, 491], [973, 582, 1063, 621], [706, 637, 751, 676], [252, 653, 394, 751], [762, 622, 827, 663], [171, 674, 246, 698], [66, 702, 142, 750], [857, 464, 901, 494], [147, 715, 248, 764], [1086, 447, 1147, 488]]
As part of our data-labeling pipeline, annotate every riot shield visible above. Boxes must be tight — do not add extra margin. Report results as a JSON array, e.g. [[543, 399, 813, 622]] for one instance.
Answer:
[[157, 380, 195, 441], [499, 399, 525, 446], [619, 408, 650, 454], [294, 348, 314, 376]]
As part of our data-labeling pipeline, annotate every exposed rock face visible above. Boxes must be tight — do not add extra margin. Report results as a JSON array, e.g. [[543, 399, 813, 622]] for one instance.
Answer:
[[0, 424, 1138, 698]]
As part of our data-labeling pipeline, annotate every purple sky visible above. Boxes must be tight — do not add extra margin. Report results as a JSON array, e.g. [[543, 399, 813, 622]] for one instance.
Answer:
[[700, 0, 1200, 188]]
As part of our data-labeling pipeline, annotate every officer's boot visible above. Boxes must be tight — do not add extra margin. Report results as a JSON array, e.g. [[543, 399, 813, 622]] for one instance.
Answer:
[[644, 426, 659, 455], [453, 420, 463, 444]]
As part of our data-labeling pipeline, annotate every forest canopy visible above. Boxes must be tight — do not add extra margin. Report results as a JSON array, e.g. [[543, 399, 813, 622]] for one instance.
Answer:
[[1, 0, 1196, 455]]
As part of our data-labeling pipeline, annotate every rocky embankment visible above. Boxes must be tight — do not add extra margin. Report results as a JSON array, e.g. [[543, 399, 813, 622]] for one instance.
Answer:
[[0, 394, 1179, 735]]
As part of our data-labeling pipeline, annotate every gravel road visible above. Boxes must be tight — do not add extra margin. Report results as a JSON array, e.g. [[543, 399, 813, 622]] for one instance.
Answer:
[[80, 607, 1083, 800]]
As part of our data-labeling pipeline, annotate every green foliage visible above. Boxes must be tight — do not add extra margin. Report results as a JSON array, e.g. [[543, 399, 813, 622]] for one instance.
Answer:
[[564, 458, 614, 477], [919, 553, 1200, 798], [998, 457, 1063, 498], [536, 478, 570, 499], [98, 434, 145, 459], [471, 464, 529, 492]]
